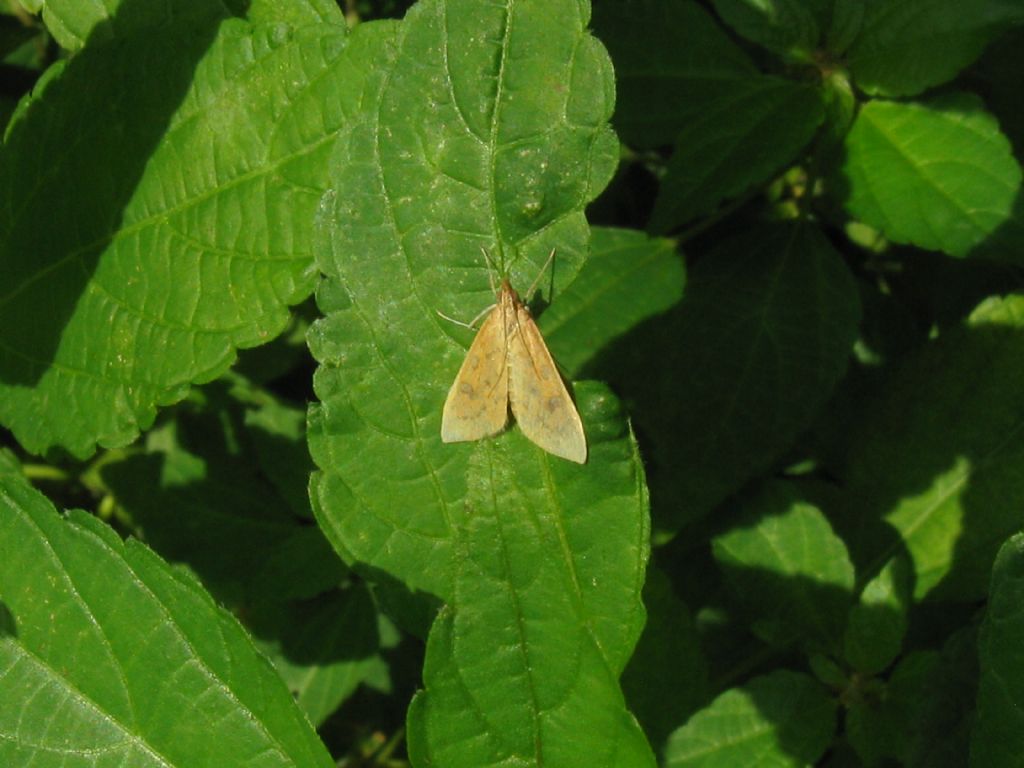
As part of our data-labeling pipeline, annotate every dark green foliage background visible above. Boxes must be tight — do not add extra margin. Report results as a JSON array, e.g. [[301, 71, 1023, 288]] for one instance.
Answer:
[[1, 0, 1023, 766]]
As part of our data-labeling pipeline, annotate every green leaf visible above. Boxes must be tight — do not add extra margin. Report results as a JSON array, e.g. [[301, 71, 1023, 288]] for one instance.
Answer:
[[841, 94, 1022, 258], [591, 0, 756, 148], [840, 295, 1024, 601], [649, 76, 823, 233], [712, 482, 855, 651], [406, 438, 653, 768], [0, 19, 350, 457], [845, 0, 1023, 97], [0, 477, 333, 767], [541, 227, 685, 377], [308, 0, 618, 617], [843, 555, 911, 675], [970, 532, 1024, 768], [664, 670, 836, 768], [621, 566, 709, 759], [709, 0, 825, 59], [607, 223, 859, 530]]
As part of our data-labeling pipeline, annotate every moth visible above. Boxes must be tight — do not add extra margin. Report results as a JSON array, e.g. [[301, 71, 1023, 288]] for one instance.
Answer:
[[440, 251, 587, 463]]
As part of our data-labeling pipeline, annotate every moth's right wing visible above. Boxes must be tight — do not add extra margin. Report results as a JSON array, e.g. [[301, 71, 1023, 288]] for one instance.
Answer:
[[507, 306, 587, 464], [441, 306, 510, 442]]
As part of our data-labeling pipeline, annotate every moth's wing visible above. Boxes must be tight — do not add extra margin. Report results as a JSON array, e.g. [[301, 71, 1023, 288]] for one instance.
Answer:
[[441, 306, 510, 443], [508, 307, 587, 463]]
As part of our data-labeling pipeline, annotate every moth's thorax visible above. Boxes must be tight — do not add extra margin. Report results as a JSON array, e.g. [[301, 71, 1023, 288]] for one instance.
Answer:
[[498, 278, 522, 305], [497, 279, 528, 341]]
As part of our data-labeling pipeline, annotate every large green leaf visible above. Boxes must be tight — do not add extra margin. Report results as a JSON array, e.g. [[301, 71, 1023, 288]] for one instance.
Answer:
[[970, 533, 1024, 768], [649, 75, 823, 233], [308, 0, 618, 613], [306, 3, 647, 760], [0, 16, 350, 457], [0, 475, 333, 767], [591, 0, 756, 148], [712, 482, 855, 652], [838, 295, 1024, 601], [841, 94, 1022, 259], [664, 670, 836, 768], [602, 223, 859, 530], [406, 433, 653, 767], [845, 0, 1024, 97], [35, 0, 342, 50]]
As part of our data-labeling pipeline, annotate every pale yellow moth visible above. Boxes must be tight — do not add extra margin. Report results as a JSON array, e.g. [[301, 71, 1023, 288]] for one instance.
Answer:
[[440, 251, 587, 463]]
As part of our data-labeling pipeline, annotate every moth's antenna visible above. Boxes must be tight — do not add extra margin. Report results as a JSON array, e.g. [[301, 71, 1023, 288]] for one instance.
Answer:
[[480, 247, 499, 294], [525, 248, 557, 301], [437, 305, 495, 330]]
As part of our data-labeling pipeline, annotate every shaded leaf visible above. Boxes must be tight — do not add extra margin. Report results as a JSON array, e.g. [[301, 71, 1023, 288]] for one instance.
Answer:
[[102, 380, 340, 606], [665, 670, 836, 768], [591, 0, 756, 148], [904, 627, 980, 768], [542, 227, 685, 377], [710, 0, 825, 59], [845, 0, 1024, 97], [605, 223, 859, 530], [713, 482, 855, 651], [241, 377, 319, 521], [846, 651, 938, 766], [838, 295, 1024, 601], [649, 75, 823, 233], [251, 585, 396, 727], [621, 566, 709, 760], [99, 377, 384, 730], [825, 0, 864, 55], [970, 532, 1024, 768]]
